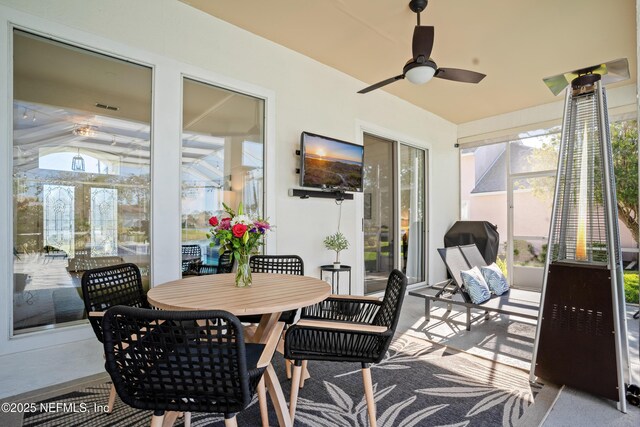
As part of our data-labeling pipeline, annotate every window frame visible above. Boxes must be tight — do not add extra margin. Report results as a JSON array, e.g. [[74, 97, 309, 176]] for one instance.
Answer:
[[0, 14, 275, 355], [179, 76, 268, 269]]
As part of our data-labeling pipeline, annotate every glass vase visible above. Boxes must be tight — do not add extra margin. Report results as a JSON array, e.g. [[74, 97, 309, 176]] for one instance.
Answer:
[[235, 252, 252, 288]]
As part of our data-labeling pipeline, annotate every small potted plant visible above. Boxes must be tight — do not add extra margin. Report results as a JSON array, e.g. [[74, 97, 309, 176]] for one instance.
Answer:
[[324, 231, 349, 269]]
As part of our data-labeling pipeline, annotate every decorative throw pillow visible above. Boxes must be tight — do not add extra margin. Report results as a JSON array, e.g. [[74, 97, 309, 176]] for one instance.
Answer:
[[480, 263, 510, 296], [460, 266, 491, 304]]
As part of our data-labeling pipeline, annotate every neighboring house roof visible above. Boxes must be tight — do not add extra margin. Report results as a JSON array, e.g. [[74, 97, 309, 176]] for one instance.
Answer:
[[471, 143, 534, 193]]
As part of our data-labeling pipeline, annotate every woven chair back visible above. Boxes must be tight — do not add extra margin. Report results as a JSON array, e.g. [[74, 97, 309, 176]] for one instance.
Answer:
[[181, 245, 202, 273], [102, 306, 253, 415], [81, 263, 148, 342], [372, 269, 407, 331], [217, 251, 234, 274], [249, 255, 304, 275]]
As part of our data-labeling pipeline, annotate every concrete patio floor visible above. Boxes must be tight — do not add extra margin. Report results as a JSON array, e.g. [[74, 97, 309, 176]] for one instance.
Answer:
[[397, 291, 640, 426]]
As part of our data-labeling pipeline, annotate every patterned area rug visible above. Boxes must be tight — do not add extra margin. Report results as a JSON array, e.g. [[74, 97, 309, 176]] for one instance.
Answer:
[[23, 335, 551, 426]]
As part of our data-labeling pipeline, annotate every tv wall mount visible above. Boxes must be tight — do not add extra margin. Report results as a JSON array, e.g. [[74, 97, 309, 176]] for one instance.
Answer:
[[288, 188, 353, 201]]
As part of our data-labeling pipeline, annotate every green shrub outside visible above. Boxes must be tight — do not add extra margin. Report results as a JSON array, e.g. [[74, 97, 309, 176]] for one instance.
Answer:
[[182, 229, 208, 241], [625, 272, 639, 304]]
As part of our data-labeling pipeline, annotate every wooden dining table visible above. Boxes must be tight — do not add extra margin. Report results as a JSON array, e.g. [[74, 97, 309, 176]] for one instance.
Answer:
[[147, 272, 331, 427]]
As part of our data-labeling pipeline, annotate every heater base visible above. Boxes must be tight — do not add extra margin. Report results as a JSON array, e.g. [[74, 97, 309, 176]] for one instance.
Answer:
[[535, 262, 618, 401]]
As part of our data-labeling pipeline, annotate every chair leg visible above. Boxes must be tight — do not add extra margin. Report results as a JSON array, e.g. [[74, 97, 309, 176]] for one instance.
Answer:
[[224, 414, 238, 427], [285, 358, 292, 379], [425, 298, 431, 321], [257, 377, 269, 427], [107, 384, 117, 413], [299, 360, 309, 388], [466, 307, 471, 331], [362, 364, 377, 427], [150, 413, 165, 427], [289, 360, 303, 421], [161, 411, 179, 427]]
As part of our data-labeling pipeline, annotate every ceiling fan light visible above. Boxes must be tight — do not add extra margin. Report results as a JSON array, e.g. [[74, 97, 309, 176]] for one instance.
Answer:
[[405, 65, 436, 84]]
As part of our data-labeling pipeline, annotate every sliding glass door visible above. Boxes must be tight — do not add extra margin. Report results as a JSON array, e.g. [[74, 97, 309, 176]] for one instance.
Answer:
[[400, 144, 426, 285], [363, 134, 395, 293], [363, 133, 427, 294]]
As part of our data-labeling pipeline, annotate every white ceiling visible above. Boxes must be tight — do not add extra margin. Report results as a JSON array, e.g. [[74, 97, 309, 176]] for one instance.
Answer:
[[180, 0, 637, 124]]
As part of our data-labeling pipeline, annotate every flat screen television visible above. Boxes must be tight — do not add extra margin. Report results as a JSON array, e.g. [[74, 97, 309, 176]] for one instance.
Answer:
[[300, 131, 364, 192]]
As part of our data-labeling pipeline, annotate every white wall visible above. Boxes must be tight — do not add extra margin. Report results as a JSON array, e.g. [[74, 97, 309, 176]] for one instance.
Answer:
[[0, 0, 457, 397], [458, 84, 637, 141]]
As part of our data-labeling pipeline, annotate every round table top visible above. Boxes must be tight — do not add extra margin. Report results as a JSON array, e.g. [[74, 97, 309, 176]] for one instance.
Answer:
[[147, 273, 331, 316]]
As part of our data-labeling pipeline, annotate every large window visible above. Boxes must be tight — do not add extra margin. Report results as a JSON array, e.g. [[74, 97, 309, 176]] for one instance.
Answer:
[[180, 78, 264, 274], [460, 142, 508, 262], [12, 30, 152, 334], [507, 133, 559, 290], [461, 130, 560, 290], [461, 121, 638, 292]]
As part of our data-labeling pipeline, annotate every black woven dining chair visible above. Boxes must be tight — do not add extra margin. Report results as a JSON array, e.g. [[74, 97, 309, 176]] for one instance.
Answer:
[[241, 255, 305, 380], [181, 244, 202, 276], [81, 263, 150, 416], [249, 255, 304, 276], [197, 250, 234, 275], [238, 255, 305, 325], [284, 269, 407, 427], [102, 306, 282, 427]]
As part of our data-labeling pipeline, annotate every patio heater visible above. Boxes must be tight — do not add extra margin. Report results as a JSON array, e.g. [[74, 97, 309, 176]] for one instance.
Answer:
[[530, 59, 631, 412]]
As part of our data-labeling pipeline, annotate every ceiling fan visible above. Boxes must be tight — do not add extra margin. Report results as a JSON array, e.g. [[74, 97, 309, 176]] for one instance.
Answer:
[[358, 0, 486, 94]]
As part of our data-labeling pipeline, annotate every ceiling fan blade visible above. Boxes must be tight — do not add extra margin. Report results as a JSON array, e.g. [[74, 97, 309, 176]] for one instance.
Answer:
[[434, 68, 486, 83], [358, 75, 405, 94], [412, 25, 434, 60]]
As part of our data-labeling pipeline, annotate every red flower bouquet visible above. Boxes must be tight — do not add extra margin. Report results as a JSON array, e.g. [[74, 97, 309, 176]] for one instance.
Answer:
[[207, 203, 272, 287]]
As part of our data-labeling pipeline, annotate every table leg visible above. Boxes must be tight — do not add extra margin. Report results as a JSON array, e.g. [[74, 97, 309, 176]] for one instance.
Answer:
[[254, 312, 292, 427], [265, 364, 293, 427], [254, 312, 280, 343], [329, 271, 335, 293]]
